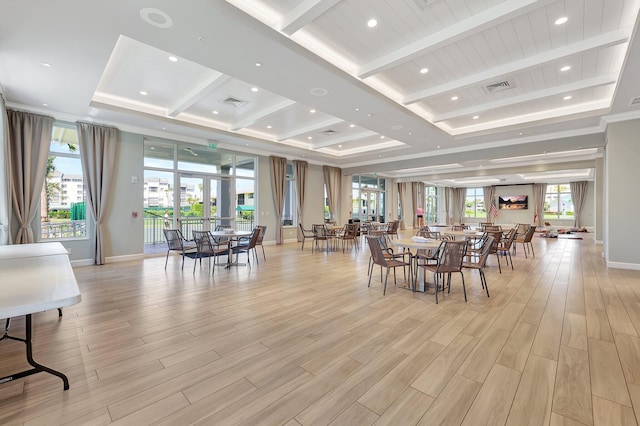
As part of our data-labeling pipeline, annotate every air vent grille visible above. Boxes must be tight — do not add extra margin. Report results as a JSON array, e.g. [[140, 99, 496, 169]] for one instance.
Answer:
[[629, 97, 640, 106], [322, 129, 338, 136], [222, 96, 248, 108], [484, 80, 514, 94]]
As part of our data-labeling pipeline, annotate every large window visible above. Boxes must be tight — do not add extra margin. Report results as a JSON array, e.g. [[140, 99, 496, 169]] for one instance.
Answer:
[[545, 184, 574, 219], [41, 125, 86, 240], [465, 187, 485, 218], [282, 162, 296, 226], [425, 186, 438, 223]]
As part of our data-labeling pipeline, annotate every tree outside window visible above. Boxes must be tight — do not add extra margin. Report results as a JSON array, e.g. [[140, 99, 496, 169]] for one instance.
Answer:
[[544, 184, 574, 219], [465, 187, 485, 218]]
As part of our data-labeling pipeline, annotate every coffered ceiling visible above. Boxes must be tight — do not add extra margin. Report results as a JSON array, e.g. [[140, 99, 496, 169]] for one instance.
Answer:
[[1, 0, 639, 184]]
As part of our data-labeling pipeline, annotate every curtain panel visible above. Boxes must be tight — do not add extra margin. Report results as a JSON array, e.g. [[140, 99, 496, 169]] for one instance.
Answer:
[[0, 97, 11, 245], [398, 182, 407, 230], [323, 165, 341, 222], [270, 156, 287, 244], [444, 187, 453, 225], [411, 182, 419, 229], [483, 186, 496, 223], [7, 110, 54, 244], [532, 183, 546, 227], [294, 160, 308, 241], [77, 122, 119, 265], [570, 181, 588, 227], [453, 187, 466, 224]]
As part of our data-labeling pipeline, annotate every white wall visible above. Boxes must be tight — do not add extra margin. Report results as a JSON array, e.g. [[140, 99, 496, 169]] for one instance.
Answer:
[[605, 119, 640, 268]]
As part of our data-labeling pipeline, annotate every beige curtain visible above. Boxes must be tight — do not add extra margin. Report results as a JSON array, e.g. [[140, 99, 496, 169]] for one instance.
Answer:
[[398, 182, 407, 230], [532, 183, 546, 227], [270, 156, 287, 244], [77, 122, 119, 264], [7, 110, 54, 244], [294, 160, 307, 241], [411, 182, 419, 228], [483, 185, 496, 222], [0, 97, 11, 245], [444, 187, 453, 225], [570, 181, 588, 227], [453, 188, 467, 223], [323, 165, 341, 222]]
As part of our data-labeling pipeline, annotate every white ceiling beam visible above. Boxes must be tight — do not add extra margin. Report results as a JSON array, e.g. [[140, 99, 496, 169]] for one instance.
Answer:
[[310, 130, 376, 149], [404, 29, 629, 104], [230, 99, 296, 131], [276, 117, 343, 141], [357, 0, 556, 79], [280, 0, 341, 35], [166, 72, 230, 117], [432, 73, 618, 123]]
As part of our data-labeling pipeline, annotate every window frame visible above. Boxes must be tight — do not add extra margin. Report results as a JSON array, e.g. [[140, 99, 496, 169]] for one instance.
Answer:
[[464, 187, 486, 219], [544, 184, 574, 220]]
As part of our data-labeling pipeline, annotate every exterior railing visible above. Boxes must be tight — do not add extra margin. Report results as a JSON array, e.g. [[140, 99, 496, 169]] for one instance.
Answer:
[[143, 215, 255, 245], [41, 220, 86, 239]]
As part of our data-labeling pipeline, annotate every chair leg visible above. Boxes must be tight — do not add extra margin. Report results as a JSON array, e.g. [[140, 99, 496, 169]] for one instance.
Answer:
[[507, 251, 514, 270], [261, 245, 266, 261], [496, 253, 502, 273], [165, 251, 170, 269], [434, 273, 439, 304], [368, 268, 373, 288], [529, 243, 535, 257], [480, 269, 489, 297], [383, 268, 390, 295], [460, 272, 467, 302]]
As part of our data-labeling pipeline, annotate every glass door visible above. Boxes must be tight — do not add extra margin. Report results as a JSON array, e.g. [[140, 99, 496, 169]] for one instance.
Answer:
[[362, 190, 384, 222], [210, 176, 234, 230]]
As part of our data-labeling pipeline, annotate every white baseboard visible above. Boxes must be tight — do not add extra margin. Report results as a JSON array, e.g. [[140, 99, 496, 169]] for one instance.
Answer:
[[606, 261, 640, 270], [70, 259, 95, 267], [106, 253, 145, 263], [595, 240, 603, 245]]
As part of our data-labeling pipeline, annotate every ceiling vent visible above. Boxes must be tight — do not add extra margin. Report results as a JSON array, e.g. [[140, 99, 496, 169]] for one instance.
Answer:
[[222, 96, 248, 108], [629, 96, 640, 106], [484, 80, 515, 94], [413, 0, 439, 9], [322, 129, 338, 136]]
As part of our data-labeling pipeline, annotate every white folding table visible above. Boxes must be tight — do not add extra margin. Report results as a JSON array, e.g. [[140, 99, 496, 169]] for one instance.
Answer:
[[0, 243, 81, 390]]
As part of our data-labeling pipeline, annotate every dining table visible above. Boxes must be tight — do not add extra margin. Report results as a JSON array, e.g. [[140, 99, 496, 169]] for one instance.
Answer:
[[0, 243, 81, 390], [390, 237, 442, 292], [210, 229, 253, 267]]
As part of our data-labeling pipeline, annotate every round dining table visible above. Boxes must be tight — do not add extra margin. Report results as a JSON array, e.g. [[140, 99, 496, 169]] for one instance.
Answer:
[[390, 237, 442, 292]]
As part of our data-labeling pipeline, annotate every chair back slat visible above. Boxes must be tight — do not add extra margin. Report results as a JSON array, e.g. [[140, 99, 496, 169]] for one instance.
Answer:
[[366, 236, 388, 267], [436, 240, 467, 273]]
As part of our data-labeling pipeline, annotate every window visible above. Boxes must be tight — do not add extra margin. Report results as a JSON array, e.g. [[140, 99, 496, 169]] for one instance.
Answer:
[[282, 162, 296, 226], [41, 125, 86, 240], [425, 186, 438, 223], [465, 187, 485, 218], [545, 184, 574, 219]]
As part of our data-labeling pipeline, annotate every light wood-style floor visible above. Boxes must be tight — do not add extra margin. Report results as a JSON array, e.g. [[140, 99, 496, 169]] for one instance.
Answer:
[[1, 232, 640, 425]]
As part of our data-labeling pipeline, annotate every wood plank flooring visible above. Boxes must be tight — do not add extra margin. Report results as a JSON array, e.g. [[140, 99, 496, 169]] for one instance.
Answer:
[[1, 232, 640, 425]]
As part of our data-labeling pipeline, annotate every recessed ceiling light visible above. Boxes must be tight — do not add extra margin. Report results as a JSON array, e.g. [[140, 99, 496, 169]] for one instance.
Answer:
[[251, 87, 258, 92], [308, 136, 312, 140], [349, 124, 355, 128], [139, 91, 148, 96], [420, 68, 429, 74], [355, 108, 360, 111], [408, 132, 412, 135], [310, 109, 316, 113], [139, 8, 174, 28], [380, 136, 385, 139], [150, 147, 155, 150], [436, 145, 440, 149], [563, 95, 572, 100], [266, 125, 272, 129], [168, 56, 178, 62], [451, 96, 459, 101], [555, 16, 568, 25], [212, 110, 219, 115], [42, 103, 48, 106], [310, 87, 328, 96], [560, 65, 571, 72], [338, 145, 342, 148], [161, 127, 166, 130], [41, 62, 52, 68], [367, 19, 378, 28], [255, 62, 262, 67], [519, 132, 523, 135], [472, 115, 479, 120]]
